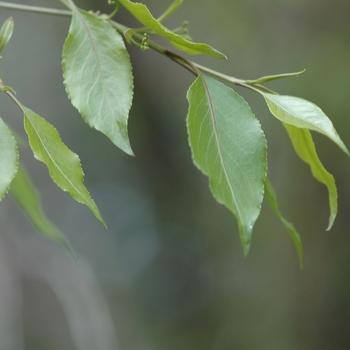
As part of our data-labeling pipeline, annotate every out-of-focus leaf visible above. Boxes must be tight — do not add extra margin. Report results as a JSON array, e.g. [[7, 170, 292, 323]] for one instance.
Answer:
[[0, 17, 14, 53], [118, 0, 226, 58], [21, 105, 106, 227], [263, 93, 349, 155], [62, 9, 134, 155], [10, 165, 72, 250], [186, 75, 267, 254], [264, 177, 303, 268], [284, 124, 337, 230], [0, 116, 18, 200]]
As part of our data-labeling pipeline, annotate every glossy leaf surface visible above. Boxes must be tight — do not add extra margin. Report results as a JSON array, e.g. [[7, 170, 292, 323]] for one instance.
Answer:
[[10, 165, 71, 250], [284, 124, 337, 230], [0, 17, 14, 53], [263, 93, 349, 155], [265, 177, 303, 267], [0, 116, 18, 200], [187, 75, 267, 254], [21, 105, 105, 226], [118, 0, 226, 58], [63, 9, 134, 155]]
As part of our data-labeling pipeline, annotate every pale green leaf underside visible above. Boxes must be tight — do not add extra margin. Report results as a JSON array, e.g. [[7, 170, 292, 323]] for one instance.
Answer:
[[118, 0, 226, 58], [10, 165, 71, 250], [21, 105, 105, 227], [264, 177, 303, 268], [263, 93, 349, 155], [0, 116, 18, 200], [187, 75, 267, 254], [284, 124, 337, 230], [62, 9, 134, 155], [0, 17, 14, 53]]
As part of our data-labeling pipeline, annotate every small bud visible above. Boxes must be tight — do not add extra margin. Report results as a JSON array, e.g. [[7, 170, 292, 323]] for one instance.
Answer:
[[0, 17, 14, 54]]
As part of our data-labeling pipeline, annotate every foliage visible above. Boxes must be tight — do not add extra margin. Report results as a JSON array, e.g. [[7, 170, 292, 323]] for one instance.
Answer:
[[0, 0, 348, 266]]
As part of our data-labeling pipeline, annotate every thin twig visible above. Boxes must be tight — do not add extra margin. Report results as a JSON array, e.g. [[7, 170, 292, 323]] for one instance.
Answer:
[[0, 1, 270, 94], [0, 1, 72, 16]]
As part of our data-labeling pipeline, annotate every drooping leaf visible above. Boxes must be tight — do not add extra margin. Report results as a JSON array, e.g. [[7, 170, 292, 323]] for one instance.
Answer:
[[0, 116, 18, 200], [118, 0, 226, 58], [62, 9, 134, 155], [187, 75, 267, 254], [246, 69, 305, 85], [20, 105, 106, 227], [263, 93, 349, 155], [10, 165, 72, 251], [284, 124, 337, 230], [264, 177, 303, 268], [0, 17, 14, 53]]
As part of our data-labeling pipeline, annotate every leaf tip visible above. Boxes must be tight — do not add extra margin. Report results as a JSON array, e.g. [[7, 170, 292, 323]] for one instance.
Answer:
[[243, 245, 251, 257], [326, 214, 336, 231], [216, 52, 227, 60], [94, 207, 107, 228], [240, 225, 252, 256]]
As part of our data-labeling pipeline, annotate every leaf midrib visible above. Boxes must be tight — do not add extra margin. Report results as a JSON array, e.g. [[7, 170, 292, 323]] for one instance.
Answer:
[[70, 7, 115, 126], [200, 75, 243, 223], [24, 111, 89, 204]]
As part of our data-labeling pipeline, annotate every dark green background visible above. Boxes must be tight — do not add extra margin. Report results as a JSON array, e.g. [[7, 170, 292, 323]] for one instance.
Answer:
[[0, 0, 350, 349]]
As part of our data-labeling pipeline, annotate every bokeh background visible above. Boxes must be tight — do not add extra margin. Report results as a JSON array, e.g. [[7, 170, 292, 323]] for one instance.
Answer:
[[0, 0, 350, 349]]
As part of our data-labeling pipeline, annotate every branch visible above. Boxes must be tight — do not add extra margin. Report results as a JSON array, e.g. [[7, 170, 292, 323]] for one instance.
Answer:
[[0, 1, 72, 16], [0, 1, 265, 92]]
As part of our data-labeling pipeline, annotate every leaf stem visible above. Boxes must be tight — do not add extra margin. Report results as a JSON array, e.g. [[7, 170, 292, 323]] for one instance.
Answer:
[[104, 1, 119, 20], [110, 20, 197, 75], [0, 1, 72, 16], [5, 89, 22, 109]]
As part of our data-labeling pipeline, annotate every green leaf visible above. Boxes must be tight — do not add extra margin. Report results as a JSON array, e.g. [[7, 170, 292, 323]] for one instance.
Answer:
[[186, 75, 267, 254], [62, 9, 134, 155], [264, 177, 303, 268], [0, 17, 14, 53], [21, 105, 106, 227], [118, 0, 226, 58], [246, 69, 305, 85], [284, 124, 337, 230], [263, 93, 349, 155], [0, 116, 18, 200], [10, 165, 72, 251]]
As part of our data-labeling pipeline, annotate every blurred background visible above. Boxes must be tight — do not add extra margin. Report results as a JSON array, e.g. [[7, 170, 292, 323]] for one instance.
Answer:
[[0, 0, 350, 349]]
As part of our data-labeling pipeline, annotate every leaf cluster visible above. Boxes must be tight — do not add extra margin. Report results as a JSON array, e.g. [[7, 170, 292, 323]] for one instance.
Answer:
[[0, 0, 348, 266]]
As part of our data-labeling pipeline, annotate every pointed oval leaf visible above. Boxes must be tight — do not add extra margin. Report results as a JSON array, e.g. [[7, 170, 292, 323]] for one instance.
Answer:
[[187, 75, 267, 254], [0, 17, 14, 53], [21, 105, 106, 227], [284, 124, 337, 230], [0, 116, 18, 200], [263, 93, 349, 155], [10, 165, 73, 252], [118, 0, 226, 58], [62, 9, 134, 155], [265, 177, 303, 268]]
